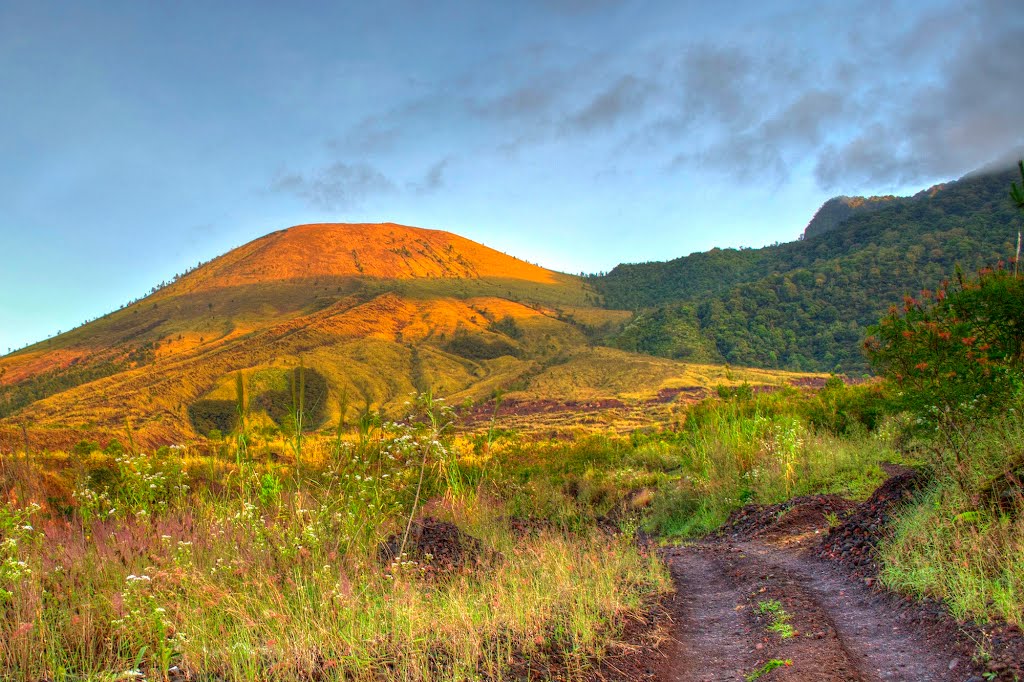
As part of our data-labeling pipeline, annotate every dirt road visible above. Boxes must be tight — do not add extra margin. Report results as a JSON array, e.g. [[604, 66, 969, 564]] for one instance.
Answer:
[[599, 476, 1022, 682], [655, 540, 963, 681]]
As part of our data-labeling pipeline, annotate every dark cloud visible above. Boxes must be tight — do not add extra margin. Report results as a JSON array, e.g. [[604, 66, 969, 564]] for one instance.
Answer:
[[407, 158, 450, 193], [563, 75, 655, 132], [675, 45, 759, 129], [270, 162, 396, 210], [282, 0, 1024, 200], [814, 3, 1024, 188], [644, 0, 1024, 190]]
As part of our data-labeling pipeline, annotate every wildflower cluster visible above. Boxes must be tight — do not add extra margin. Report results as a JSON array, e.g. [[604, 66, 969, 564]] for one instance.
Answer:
[[76, 451, 189, 520], [0, 502, 39, 602], [112, 451, 189, 514], [113, 572, 184, 676], [73, 485, 117, 525]]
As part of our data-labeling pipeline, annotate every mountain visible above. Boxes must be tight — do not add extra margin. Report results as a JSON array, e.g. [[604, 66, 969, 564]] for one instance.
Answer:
[[592, 165, 1021, 373], [802, 194, 899, 239], [0, 222, 805, 449]]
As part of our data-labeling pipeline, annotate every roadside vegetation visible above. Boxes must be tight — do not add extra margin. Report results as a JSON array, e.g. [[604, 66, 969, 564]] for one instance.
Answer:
[[867, 262, 1024, 626]]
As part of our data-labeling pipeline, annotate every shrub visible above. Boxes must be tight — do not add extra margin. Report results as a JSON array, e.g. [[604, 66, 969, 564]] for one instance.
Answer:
[[865, 266, 1024, 487], [443, 330, 522, 360], [72, 440, 99, 456], [103, 439, 125, 456], [187, 399, 238, 437], [252, 366, 329, 432], [488, 315, 523, 340], [800, 380, 888, 436]]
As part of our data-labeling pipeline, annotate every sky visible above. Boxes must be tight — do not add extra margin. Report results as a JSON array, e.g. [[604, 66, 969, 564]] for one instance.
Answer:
[[1, 0, 1023, 353]]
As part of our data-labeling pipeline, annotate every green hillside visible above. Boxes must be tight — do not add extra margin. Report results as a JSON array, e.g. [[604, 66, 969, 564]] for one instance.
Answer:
[[592, 166, 1021, 372]]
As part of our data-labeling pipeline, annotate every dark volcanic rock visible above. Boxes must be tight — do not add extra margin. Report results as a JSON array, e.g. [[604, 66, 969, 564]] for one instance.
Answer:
[[818, 468, 926, 576], [717, 494, 857, 541]]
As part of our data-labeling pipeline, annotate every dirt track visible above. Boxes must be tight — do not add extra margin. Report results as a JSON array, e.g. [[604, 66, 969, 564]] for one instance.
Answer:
[[655, 540, 962, 681], [596, 471, 1024, 682]]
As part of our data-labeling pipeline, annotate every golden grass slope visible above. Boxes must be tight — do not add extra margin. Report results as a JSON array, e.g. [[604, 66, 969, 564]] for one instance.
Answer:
[[0, 222, 821, 449]]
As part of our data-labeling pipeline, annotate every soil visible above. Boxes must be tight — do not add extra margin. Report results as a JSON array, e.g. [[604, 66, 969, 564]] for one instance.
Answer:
[[601, 473, 1024, 682], [378, 516, 484, 575], [818, 467, 927, 577]]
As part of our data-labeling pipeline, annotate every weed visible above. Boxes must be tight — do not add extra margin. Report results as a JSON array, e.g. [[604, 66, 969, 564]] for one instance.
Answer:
[[746, 658, 793, 681], [756, 599, 795, 639]]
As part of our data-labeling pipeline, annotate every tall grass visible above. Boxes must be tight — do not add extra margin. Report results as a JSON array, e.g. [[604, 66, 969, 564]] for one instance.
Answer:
[[625, 389, 889, 537], [0, 383, 905, 679], [0, 409, 668, 681], [880, 416, 1024, 625], [476, 387, 892, 538]]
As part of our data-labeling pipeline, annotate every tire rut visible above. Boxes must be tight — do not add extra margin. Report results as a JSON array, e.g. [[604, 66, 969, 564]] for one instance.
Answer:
[[652, 541, 962, 681], [738, 542, 961, 681], [658, 546, 758, 681]]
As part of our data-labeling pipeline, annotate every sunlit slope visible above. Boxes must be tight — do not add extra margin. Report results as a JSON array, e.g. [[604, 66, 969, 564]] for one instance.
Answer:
[[0, 222, 813, 448], [2, 223, 592, 364], [3, 294, 582, 439], [159, 223, 568, 293], [0, 223, 601, 441]]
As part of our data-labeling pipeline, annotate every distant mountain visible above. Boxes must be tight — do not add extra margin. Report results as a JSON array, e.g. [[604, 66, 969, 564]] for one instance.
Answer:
[[802, 194, 899, 239], [0, 222, 804, 449], [592, 165, 1021, 373]]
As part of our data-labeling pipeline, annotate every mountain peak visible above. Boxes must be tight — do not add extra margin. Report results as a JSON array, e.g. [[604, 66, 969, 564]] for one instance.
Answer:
[[166, 222, 559, 296], [802, 195, 898, 240]]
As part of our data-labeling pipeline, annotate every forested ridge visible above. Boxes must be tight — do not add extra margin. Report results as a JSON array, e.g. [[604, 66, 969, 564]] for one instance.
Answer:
[[591, 166, 1021, 373]]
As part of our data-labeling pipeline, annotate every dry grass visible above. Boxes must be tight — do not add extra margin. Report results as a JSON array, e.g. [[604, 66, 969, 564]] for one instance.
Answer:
[[0, 411, 670, 682]]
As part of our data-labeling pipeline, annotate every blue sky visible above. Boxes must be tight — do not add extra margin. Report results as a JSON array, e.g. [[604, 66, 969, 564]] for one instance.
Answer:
[[1, 0, 1022, 353]]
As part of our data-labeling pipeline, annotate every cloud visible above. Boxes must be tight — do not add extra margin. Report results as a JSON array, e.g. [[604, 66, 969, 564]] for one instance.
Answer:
[[639, 0, 1024, 191], [562, 75, 656, 133], [407, 158, 450, 194], [812, 1, 1024, 188], [271, 157, 451, 209], [270, 162, 396, 210], [279, 0, 1024, 201], [535, 0, 624, 15], [327, 116, 401, 155], [474, 81, 562, 122]]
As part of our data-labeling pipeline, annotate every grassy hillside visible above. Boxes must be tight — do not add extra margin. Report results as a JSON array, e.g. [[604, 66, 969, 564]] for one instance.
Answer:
[[0, 222, 810, 448], [593, 166, 1021, 372]]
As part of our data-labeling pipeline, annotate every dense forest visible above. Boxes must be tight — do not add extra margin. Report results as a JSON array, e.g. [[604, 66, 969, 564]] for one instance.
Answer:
[[591, 166, 1021, 373]]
